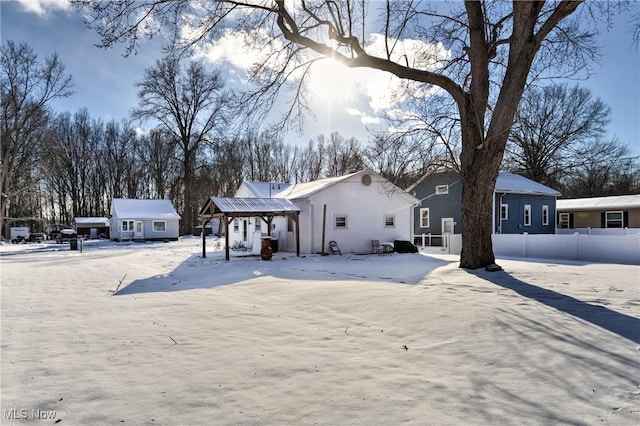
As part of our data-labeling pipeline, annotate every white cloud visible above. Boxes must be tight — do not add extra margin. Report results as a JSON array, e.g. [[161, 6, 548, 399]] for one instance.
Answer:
[[191, 28, 282, 71], [15, 0, 70, 15]]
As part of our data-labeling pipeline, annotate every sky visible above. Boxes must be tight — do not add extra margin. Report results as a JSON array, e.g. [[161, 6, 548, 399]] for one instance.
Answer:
[[1, 0, 639, 156]]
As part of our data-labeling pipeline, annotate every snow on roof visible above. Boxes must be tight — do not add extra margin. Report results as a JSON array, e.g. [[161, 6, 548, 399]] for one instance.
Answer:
[[74, 217, 109, 226], [241, 182, 292, 198], [496, 172, 561, 196], [556, 194, 640, 211], [273, 171, 360, 199], [407, 170, 561, 196], [208, 197, 301, 214], [111, 198, 180, 220]]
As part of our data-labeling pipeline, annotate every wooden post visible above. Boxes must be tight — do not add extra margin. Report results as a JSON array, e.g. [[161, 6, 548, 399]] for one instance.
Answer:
[[202, 217, 207, 258], [294, 213, 300, 257], [225, 215, 231, 261], [321, 204, 327, 255]]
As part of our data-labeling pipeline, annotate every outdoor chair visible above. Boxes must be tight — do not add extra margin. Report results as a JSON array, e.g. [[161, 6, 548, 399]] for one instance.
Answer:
[[329, 240, 342, 255]]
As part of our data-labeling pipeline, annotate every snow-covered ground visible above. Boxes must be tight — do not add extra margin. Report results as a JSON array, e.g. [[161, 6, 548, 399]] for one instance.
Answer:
[[1, 237, 639, 425]]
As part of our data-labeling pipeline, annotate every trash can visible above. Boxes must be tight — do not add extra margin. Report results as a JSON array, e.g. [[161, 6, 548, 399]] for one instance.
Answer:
[[270, 237, 279, 253], [69, 238, 78, 251], [260, 237, 272, 261]]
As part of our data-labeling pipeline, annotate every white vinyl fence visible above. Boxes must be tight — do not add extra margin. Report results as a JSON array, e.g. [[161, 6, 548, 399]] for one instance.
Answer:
[[442, 233, 639, 265]]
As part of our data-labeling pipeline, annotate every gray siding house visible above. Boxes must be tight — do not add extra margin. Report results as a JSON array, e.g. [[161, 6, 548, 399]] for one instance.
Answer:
[[407, 170, 561, 238], [110, 198, 180, 242]]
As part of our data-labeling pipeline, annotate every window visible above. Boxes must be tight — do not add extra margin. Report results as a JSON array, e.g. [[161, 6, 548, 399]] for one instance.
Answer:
[[233, 219, 239, 232], [384, 215, 395, 228], [335, 215, 347, 229], [500, 204, 509, 220], [153, 221, 166, 232], [524, 204, 531, 226], [420, 208, 430, 228], [287, 216, 294, 232], [254, 217, 262, 232], [435, 185, 449, 195], [558, 213, 570, 228], [605, 211, 623, 228], [542, 205, 549, 226], [121, 220, 134, 232]]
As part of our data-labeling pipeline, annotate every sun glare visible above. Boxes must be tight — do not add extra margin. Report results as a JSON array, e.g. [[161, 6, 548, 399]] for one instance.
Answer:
[[308, 59, 356, 102]]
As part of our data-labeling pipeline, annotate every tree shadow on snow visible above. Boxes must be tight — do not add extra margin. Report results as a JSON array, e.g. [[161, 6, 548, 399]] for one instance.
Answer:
[[469, 268, 640, 344], [113, 251, 453, 296]]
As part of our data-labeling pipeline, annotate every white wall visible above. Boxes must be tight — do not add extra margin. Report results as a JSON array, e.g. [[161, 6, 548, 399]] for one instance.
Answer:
[[296, 175, 416, 254], [445, 233, 639, 265]]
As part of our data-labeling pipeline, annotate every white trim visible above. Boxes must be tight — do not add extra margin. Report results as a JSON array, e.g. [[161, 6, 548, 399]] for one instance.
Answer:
[[420, 208, 430, 228], [524, 204, 532, 226], [542, 205, 549, 226]]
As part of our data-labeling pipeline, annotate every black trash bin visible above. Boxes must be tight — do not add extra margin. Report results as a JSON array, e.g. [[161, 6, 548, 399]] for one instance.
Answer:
[[270, 237, 279, 253], [69, 238, 78, 251]]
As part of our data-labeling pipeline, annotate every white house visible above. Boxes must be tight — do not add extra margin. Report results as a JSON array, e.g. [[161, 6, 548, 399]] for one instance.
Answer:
[[110, 198, 180, 242], [232, 169, 420, 254]]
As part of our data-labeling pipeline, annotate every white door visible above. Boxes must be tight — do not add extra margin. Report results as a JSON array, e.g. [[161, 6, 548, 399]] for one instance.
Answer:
[[441, 218, 454, 250], [134, 221, 144, 239], [442, 218, 454, 234]]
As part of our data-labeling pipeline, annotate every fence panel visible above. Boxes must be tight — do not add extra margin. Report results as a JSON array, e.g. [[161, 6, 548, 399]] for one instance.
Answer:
[[577, 234, 640, 264], [442, 233, 640, 264]]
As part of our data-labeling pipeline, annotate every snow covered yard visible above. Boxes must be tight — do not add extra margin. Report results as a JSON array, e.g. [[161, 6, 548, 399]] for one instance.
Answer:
[[1, 237, 639, 425]]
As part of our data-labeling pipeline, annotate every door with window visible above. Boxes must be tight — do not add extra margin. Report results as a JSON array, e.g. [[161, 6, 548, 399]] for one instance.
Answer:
[[441, 218, 454, 235], [441, 218, 454, 249], [134, 221, 144, 239]]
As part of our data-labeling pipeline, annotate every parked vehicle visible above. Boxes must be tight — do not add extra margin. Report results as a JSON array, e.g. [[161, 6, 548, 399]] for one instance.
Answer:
[[27, 232, 45, 243], [56, 229, 77, 244], [10, 227, 29, 243]]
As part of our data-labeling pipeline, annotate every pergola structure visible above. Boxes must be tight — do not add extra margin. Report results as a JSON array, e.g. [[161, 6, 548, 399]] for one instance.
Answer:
[[199, 197, 302, 261]]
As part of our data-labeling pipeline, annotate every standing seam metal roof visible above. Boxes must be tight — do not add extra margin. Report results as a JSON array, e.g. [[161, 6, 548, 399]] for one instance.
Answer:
[[207, 197, 301, 214]]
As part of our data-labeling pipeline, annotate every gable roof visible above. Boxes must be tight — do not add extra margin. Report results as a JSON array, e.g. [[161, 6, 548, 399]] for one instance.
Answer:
[[556, 194, 640, 211], [496, 172, 561, 196], [407, 169, 561, 196], [236, 169, 419, 205], [274, 171, 360, 200], [239, 181, 292, 198], [111, 198, 180, 220]]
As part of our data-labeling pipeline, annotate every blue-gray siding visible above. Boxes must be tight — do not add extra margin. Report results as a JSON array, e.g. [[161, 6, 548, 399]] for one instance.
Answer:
[[494, 193, 557, 234], [411, 170, 462, 235]]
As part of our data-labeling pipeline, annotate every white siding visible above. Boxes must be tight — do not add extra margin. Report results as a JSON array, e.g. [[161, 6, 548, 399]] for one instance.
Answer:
[[299, 173, 415, 254]]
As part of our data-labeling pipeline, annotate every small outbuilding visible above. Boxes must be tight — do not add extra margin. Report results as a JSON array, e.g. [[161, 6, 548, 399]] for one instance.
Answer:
[[199, 197, 301, 260], [74, 217, 110, 239], [110, 198, 180, 242]]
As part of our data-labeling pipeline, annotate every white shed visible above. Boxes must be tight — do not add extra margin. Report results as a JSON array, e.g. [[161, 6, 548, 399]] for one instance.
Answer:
[[110, 198, 181, 242]]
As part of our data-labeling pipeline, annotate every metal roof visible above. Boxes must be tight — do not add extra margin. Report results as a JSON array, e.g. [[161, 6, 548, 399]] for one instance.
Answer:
[[204, 197, 301, 215]]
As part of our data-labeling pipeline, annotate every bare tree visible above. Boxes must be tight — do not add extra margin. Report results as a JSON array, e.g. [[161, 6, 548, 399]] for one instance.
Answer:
[[132, 56, 227, 235], [1, 40, 72, 237], [364, 131, 449, 189], [324, 132, 363, 177], [137, 129, 180, 199], [293, 139, 325, 183], [74, 0, 608, 268], [562, 139, 638, 197], [505, 83, 610, 190]]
